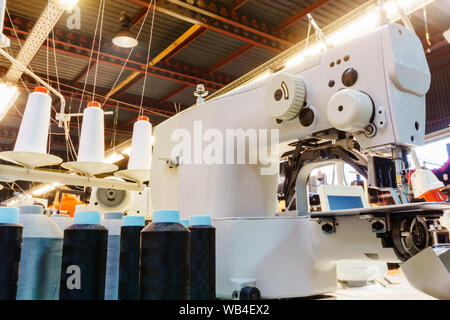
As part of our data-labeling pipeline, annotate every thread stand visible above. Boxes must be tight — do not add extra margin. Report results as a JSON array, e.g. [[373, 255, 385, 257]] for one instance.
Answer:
[[114, 169, 150, 184], [61, 161, 118, 177], [0, 151, 62, 169]]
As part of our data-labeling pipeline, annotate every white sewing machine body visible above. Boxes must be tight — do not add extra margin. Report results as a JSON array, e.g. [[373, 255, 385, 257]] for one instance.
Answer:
[[152, 23, 429, 219], [151, 23, 450, 299]]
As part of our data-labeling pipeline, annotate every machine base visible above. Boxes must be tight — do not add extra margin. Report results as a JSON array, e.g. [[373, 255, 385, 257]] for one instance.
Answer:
[[214, 216, 399, 299]]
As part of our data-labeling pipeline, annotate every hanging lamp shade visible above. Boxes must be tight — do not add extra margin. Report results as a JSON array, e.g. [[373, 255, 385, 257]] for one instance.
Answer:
[[62, 101, 118, 176], [112, 11, 138, 49], [0, 86, 62, 168], [115, 116, 152, 183]]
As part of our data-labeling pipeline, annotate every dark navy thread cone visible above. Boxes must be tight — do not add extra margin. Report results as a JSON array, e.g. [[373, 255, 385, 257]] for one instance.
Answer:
[[118, 215, 145, 300], [59, 211, 108, 300], [0, 207, 23, 300], [140, 210, 190, 300], [188, 216, 216, 300]]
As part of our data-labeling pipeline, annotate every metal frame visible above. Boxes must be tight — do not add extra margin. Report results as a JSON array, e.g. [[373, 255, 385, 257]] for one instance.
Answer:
[[0, 164, 144, 191]]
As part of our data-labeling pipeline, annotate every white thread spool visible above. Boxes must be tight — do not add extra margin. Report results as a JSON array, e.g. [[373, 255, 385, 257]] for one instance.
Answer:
[[115, 116, 152, 183], [0, 87, 62, 168], [62, 101, 117, 176], [15, 87, 51, 153], [128, 116, 152, 170], [78, 101, 105, 163]]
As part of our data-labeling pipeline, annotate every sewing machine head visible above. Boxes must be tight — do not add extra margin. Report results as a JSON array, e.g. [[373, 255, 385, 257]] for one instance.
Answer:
[[151, 23, 432, 218], [264, 23, 430, 151]]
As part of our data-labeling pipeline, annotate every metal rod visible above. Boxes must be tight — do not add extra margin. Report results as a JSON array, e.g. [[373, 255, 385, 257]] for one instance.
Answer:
[[0, 164, 144, 191], [65, 111, 114, 117]]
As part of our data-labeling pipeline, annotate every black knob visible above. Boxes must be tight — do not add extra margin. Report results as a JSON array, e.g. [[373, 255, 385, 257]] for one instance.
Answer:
[[372, 221, 385, 232], [342, 68, 358, 87], [321, 223, 333, 233], [299, 108, 314, 127]]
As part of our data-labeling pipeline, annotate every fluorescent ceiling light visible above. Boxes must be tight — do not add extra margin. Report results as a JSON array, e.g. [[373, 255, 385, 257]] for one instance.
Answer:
[[121, 147, 132, 156], [32, 183, 61, 196], [444, 29, 450, 43], [105, 152, 125, 164], [0, 83, 19, 122], [120, 137, 155, 156], [57, 0, 79, 11]]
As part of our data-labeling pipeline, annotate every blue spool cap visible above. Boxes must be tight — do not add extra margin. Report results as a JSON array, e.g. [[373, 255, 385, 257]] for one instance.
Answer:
[[104, 212, 123, 220], [153, 209, 179, 223], [73, 211, 101, 225], [179, 219, 189, 226], [122, 215, 145, 227], [189, 215, 212, 226], [0, 207, 19, 224], [18, 205, 43, 215]]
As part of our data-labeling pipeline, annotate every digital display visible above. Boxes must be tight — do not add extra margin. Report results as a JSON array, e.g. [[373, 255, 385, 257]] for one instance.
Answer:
[[327, 195, 364, 210]]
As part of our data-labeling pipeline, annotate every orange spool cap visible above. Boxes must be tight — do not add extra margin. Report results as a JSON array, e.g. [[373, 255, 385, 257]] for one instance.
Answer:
[[420, 188, 448, 203], [34, 86, 49, 94], [138, 115, 149, 122], [87, 101, 101, 108]]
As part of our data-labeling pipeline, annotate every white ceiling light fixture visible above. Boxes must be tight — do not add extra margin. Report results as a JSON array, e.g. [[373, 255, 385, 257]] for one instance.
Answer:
[[112, 10, 138, 48], [0, 82, 19, 122]]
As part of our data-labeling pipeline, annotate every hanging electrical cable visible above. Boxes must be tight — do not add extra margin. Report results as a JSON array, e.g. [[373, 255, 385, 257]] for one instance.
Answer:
[[102, 0, 155, 107]]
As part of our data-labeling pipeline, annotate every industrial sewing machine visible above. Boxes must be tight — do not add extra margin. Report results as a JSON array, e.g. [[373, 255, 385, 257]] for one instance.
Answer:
[[151, 23, 450, 299]]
